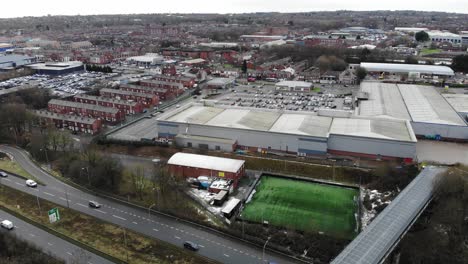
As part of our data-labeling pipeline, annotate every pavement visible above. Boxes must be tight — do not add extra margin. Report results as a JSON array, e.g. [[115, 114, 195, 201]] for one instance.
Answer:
[[0, 145, 300, 264], [0, 210, 113, 264]]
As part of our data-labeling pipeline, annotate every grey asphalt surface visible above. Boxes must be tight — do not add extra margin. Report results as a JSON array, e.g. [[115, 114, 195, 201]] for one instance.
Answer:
[[0, 145, 299, 264], [0, 209, 113, 264]]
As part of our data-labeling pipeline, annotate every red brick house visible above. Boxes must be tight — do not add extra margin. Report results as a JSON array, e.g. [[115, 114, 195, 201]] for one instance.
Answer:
[[74, 94, 144, 115], [48, 99, 125, 124], [100, 88, 159, 107], [152, 74, 196, 88], [167, 153, 245, 188], [34, 110, 102, 134], [120, 84, 176, 101]]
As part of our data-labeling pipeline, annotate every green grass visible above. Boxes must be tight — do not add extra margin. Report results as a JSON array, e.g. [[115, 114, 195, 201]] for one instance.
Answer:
[[420, 48, 442, 55], [0, 158, 36, 181], [312, 87, 322, 92], [241, 175, 359, 239]]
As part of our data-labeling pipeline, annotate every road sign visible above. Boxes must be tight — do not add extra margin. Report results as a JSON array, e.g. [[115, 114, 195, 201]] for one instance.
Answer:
[[48, 208, 60, 223]]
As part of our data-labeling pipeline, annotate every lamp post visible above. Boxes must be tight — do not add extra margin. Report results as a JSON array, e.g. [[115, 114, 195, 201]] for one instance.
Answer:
[[40, 148, 50, 170], [81, 167, 90, 186], [262, 236, 272, 263]]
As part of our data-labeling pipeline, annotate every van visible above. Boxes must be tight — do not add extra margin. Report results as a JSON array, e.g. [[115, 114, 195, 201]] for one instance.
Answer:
[[1, 220, 14, 230]]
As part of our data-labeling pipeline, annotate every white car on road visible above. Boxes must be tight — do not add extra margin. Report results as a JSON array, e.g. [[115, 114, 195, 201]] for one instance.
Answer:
[[1, 220, 14, 230], [26, 179, 37, 188]]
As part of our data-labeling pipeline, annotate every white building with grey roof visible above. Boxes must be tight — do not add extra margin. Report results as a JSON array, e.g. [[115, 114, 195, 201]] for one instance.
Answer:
[[157, 103, 417, 160], [357, 82, 468, 141]]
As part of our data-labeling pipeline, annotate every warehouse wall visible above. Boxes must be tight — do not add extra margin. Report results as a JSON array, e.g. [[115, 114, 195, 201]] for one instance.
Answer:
[[158, 121, 328, 154], [411, 122, 468, 141], [327, 134, 416, 159]]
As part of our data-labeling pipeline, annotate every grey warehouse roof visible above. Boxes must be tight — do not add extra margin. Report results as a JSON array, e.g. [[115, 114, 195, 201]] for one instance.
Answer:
[[332, 166, 446, 264], [168, 152, 244, 173], [360, 62, 454, 76]]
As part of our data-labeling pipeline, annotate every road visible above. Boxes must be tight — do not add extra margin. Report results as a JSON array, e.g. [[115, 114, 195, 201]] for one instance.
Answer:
[[0, 145, 298, 264], [0, 209, 113, 264]]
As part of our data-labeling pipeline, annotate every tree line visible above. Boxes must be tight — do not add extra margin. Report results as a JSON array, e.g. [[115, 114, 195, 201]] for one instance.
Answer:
[[85, 64, 113, 73]]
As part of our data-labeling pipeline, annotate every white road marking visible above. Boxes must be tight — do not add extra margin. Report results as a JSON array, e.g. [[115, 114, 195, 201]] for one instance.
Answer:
[[66, 252, 72, 256], [112, 215, 126, 221], [29, 233, 35, 237], [95, 209, 107, 214], [198, 244, 205, 248], [174, 236, 181, 239], [43, 192, 55, 197], [59, 197, 68, 201], [48, 242, 53, 246], [15, 182, 22, 186], [132, 221, 138, 225], [153, 228, 159, 232], [3, 178, 11, 182], [76, 203, 87, 208], [224, 254, 230, 258]]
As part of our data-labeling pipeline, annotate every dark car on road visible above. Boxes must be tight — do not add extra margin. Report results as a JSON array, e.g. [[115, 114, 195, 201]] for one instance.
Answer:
[[183, 241, 199, 251], [88, 201, 101, 208]]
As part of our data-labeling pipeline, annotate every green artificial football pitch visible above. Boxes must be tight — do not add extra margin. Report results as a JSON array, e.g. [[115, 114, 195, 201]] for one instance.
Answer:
[[241, 175, 359, 239]]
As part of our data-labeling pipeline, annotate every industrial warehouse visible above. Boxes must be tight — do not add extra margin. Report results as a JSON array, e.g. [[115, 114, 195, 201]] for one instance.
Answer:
[[157, 104, 417, 161], [357, 82, 468, 141]]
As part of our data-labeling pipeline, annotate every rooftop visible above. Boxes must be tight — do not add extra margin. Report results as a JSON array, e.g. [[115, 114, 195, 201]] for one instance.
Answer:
[[360, 62, 454, 76], [34, 110, 97, 125], [160, 104, 415, 142], [358, 82, 466, 126], [28, 61, 83, 71], [442, 94, 468, 113], [358, 82, 411, 120], [74, 94, 138, 106], [398, 84, 466, 125], [276, 80, 313, 88], [101, 88, 157, 98], [49, 99, 120, 114], [168, 152, 245, 173]]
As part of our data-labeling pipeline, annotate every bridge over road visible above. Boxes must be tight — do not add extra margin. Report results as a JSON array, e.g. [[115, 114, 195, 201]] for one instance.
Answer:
[[332, 166, 446, 264]]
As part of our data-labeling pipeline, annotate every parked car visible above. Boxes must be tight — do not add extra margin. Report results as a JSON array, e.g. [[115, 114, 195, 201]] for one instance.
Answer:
[[25, 179, 37, 188], [0, 171, 7, 177], [1, 220, 14, 230], [183, 241, 199, 251], [88, 201, 101, 208]]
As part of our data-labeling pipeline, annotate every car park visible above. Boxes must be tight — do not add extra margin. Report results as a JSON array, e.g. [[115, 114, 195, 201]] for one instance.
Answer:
[[0, 171, 7, 177], [183, 241, 199, 251], [1, 220, 14, 230], [26, 179, 37, 188], [88, 201, 101, 208]]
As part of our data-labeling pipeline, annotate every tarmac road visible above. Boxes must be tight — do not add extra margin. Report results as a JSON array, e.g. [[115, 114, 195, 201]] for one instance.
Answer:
[[0, 145, 300, 264], [0, 210, 113, 264]]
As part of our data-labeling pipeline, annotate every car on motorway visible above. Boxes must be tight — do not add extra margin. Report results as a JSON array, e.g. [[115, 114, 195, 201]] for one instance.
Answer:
[[25, 179, 37, 188], [1, 220, 14, 230], [0, 171, 7, 177], [183, 241, 199, 251], [88, 201, 101, 208]]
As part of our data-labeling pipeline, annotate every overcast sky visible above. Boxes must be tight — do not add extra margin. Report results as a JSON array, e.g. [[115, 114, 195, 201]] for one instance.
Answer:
[[1, 0, 467, 18]]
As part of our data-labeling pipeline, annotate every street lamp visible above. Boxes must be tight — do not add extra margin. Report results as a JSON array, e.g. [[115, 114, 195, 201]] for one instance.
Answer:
[[40, 148, 50, 170], [262, 236, 272, 263], [81, 167, 91, 186]]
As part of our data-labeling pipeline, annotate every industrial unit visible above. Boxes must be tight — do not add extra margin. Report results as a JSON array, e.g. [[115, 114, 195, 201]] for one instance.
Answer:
[[167, 152, 245, 188], [358, 82, 468, 141], [27, 61, 84, 75], [157, 104, 417, 161]]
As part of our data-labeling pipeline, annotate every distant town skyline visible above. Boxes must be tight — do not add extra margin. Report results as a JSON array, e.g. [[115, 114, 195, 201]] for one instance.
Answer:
[[1, 0, 467, 18]]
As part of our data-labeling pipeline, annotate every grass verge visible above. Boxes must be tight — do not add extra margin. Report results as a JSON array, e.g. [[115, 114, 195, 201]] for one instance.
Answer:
[[240, 175, 359, 239], [0, 184, 218, 264], [0, 157, 43, 184]]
